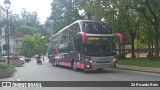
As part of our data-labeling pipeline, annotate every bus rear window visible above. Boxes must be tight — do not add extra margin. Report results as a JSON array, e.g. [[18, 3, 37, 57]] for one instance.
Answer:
[[82, 22, 112, 34]]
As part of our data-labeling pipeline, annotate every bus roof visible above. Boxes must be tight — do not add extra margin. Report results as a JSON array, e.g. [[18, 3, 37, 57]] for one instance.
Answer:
[[49, 20, 103, 40]]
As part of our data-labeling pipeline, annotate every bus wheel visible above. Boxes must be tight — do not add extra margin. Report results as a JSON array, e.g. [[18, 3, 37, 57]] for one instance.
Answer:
[[72, 62, 77, 71]]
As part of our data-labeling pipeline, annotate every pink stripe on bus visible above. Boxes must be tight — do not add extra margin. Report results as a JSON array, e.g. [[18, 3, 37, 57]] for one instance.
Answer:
[[114, 33, 123, 44], [76, 63, 84, 69], [77, 32, 86, 43], [59, 62, 71, 67], [56, 48, 59, 55]]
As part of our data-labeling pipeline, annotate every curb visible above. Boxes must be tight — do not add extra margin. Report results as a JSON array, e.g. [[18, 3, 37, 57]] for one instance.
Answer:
[[0, 65, 15, 78], [117, 65, 160, 74]]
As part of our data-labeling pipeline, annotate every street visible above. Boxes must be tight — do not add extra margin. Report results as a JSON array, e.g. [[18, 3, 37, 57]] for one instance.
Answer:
[[0, 57, 160, 90]]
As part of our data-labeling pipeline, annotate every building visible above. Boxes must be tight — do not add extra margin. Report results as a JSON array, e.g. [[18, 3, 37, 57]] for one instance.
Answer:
[[0, 5, 7, 21], [0, 5, 24, 55], [0, 28, 25, 55]]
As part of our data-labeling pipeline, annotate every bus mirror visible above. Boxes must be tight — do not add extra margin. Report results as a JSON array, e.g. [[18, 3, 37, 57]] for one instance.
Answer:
[[77, 32, 86, 44], [114, 33, 123, 44]]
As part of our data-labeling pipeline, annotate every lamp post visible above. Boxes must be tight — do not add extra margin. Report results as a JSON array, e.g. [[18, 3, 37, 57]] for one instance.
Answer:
[[4, 0, 11, 64], [42, 36, 45, 61], [36, 44, 38, 55], [47, 20, 53, 36]]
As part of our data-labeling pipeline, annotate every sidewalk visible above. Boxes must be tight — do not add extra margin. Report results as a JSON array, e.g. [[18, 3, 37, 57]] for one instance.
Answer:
[[117, 65, 160, 73]]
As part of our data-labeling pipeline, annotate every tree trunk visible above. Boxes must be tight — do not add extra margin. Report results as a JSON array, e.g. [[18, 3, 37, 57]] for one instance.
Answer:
[[152, 42, 153, 55], [154, 25, 159, 57], [118, 43, 121, 53], [147, 45, 151, 57], [131, 35, 136, 58]]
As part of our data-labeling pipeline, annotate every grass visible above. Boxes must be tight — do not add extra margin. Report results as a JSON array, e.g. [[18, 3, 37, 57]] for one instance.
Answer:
[[117, 58, 160, 68], [0, 63, 10, 69]]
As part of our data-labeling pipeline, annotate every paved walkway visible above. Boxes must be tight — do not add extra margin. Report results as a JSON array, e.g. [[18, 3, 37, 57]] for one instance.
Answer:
[[117, 65, 160, 74]]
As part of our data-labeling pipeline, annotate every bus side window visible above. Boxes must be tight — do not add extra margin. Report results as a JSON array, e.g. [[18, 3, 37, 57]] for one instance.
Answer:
[[73, 35, 82, 53], [72, 23, 81, 34]]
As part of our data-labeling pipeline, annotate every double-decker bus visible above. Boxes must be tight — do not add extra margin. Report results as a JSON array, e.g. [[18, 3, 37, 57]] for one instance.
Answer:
[[48, 20, 123, 71]]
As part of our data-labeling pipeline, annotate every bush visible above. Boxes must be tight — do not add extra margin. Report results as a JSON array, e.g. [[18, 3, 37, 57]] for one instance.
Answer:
[[0, 63, 10, 69], [117, 53, 126, 60], [147, 56, 160, 60], [146, 53, 158, 60], [131, 54, 136, 59]]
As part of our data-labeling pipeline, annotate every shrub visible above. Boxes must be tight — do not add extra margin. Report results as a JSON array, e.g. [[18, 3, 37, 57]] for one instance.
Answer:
[[131, 54, 136, 59], [147, 56, 160, 60], [0, 63, 10, 69], [117, 53, 126, 60]]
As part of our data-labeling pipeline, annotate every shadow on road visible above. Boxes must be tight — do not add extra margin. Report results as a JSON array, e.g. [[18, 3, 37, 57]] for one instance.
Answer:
[[49, 64, 118, 74]]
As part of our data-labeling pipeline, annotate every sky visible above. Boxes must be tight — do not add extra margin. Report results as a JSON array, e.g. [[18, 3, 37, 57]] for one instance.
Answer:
[[0, 0, 52, 23]]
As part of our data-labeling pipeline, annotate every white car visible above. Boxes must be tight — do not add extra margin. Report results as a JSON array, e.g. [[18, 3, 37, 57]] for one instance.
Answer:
[[0, 56, 6, 62], [19, 56, 25, 64]]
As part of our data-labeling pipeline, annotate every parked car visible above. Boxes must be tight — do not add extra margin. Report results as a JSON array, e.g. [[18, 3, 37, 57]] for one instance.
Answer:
[[19, 56, 31, 62], [2, 56, 12, 62], [0, 56, 6, 62], [25, 57, 31, 62], [19, 56, 25, 64]]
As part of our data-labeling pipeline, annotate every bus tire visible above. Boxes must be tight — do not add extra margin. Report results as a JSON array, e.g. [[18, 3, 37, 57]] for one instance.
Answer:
[[72, 62, 77, 71]]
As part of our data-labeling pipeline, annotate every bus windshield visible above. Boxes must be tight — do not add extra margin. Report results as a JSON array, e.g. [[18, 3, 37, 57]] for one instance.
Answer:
[[84, 37, 116, 56], [82, 22, 112, 34]]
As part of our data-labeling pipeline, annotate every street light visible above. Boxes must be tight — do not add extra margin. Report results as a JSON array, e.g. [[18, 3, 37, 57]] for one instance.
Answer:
[[42, 36, 45, 61], [36, 44, 38, 55], [48, 20, 53, 35], [4, 0, 11, 64]]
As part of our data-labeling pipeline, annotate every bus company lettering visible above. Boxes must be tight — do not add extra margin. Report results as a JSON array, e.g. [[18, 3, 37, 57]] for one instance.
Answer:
[[132, 82, 159, 87], [27, 83, 42, 87], [12, 82, 42, 87]]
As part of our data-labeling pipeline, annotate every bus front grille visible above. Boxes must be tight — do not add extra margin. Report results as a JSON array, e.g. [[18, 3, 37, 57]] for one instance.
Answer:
[[96, 61, 111, 63]]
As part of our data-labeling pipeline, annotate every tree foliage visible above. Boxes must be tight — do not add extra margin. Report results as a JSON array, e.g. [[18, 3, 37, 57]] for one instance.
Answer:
[[19, 35, 34, 57], [15, 25, 36, 35], [133, 0, 160, 57], [50, 0, 84, 33], [19, 33, 48, 56], [0, 8, 48, 36], [49, 0, 160, 57]]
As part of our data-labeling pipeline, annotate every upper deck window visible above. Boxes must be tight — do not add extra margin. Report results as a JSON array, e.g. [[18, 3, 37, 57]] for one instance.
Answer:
[[82, 22, 112, 34], [70, 23, 81, 35]]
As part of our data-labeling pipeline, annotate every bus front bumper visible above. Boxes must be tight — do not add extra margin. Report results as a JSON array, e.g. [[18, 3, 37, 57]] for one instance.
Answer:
[[92, 60, 117, 69]]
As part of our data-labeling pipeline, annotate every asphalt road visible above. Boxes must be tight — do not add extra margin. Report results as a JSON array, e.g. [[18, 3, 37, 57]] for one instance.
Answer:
[[0, 57, 160, 90]]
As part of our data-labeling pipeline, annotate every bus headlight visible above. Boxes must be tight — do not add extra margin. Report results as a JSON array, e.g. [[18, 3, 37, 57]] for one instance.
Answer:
[[113, 58, 117, 62], [86, 65, 90, 67]]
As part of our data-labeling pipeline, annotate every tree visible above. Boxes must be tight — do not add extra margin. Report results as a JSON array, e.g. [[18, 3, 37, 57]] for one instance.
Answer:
[[19, 35, 34, 57], [20, 8, 40, 27], [135, 15, 154, 57], [15, 25, 36, 35], [4, 8, 48, 36], [19, 33, 48, 56], [134, 0, 160, 57], [50, 0, 83, 33], [82, 0, 139, 58], [32, 33, 48, 55], [48, 0, 160, 58], [43, 18, 53, 37]]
